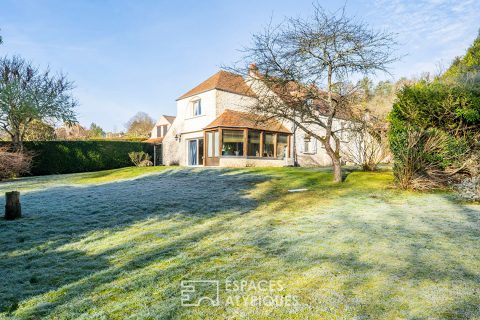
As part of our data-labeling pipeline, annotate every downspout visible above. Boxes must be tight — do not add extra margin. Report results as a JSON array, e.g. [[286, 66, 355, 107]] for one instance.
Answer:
[[292, 117, 298, 167], [153, 144, 157, 166]]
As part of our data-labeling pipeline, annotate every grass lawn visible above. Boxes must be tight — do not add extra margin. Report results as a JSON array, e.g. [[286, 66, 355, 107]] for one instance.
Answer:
[[0, 167, 479, 319]]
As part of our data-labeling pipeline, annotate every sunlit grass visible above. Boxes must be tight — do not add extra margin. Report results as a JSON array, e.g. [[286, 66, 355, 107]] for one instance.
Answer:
[[0, 166, 478, 319], [0, 166, 169, 193]]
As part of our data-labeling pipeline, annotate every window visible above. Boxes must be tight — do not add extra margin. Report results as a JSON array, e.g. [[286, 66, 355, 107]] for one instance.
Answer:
[[207, 131, 220, 157], [303, 134, 311, 153], [247, 131, 261, 157], [192, 99, 202, 116], [277, 134, 288, 159], [207, 132, 214, 157], [214, 131, 219, 157], [263, 133, 274, 157], [222, 130, 244, 156], [157, 125, 168, 137]]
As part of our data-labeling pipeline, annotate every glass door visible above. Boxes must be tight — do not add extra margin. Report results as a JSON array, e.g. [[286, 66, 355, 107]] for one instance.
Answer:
[[188, 140, 198, 166], [188, 138, 204, 166]]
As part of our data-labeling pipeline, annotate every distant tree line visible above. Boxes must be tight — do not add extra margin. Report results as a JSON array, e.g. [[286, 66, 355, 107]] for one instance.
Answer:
[[0, 30, 156, 179]]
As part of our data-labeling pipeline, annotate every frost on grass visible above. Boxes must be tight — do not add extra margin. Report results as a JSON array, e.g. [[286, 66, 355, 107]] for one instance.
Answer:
[[455, 176, 480, 202], [0, 168, 479, 319], [0, 168, 267, 315]]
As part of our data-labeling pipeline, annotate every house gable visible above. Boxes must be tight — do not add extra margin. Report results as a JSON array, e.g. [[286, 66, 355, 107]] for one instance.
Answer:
[[150, 115, 176, 139]]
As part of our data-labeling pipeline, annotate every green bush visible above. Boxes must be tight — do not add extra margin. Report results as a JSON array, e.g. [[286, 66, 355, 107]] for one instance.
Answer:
[[443, 34, 480, 80], [389, 81, 480, 188], [8, 141, 154, 175], [390, 82, 480, 130], [88, 137, 147, 142], [128, 151, 153, 167]]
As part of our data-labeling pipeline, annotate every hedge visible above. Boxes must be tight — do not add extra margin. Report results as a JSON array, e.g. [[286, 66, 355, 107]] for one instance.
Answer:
[[88, 137, 148, 142], [388, 81, 480, 188], [7, 141, 154, 176]]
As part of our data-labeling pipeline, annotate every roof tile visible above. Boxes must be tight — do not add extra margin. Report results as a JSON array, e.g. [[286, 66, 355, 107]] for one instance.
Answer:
[[144, 137, 163, 144], [204, 109, 291, 134], [177, 70, 256, 100]]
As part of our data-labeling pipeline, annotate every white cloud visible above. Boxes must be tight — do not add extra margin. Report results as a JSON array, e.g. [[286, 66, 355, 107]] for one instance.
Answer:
[[365, 0, 480, 78]]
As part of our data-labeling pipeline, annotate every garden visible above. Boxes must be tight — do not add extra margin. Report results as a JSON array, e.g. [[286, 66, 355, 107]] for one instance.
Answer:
[[0, 166, 479, 319]]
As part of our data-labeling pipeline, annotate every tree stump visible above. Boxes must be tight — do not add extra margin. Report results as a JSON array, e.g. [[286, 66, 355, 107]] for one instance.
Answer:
[[5, 191, 21, 220]]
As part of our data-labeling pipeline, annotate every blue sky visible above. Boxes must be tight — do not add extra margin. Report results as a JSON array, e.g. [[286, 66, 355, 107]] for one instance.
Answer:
[[1, 0, 479, 132]]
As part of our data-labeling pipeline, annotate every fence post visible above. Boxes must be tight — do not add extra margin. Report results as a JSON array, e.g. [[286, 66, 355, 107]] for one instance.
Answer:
[[5, 191, 21, 220]]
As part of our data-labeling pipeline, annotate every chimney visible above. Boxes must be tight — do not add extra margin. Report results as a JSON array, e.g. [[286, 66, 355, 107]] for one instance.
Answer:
[[248, 63, 259, 77]]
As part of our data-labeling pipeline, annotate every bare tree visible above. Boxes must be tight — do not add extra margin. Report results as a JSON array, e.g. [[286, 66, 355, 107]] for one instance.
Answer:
[[125, 112, 155, 138], [55, 123, 88, 140], [341, 113, 389, 171], [23, 119, 56, 141], [340, 77, 405, 171], [234, 4, 398, 182], [0, 56, 77, 150], [87, 122, 106, 139], [0, 146, 32, 180]]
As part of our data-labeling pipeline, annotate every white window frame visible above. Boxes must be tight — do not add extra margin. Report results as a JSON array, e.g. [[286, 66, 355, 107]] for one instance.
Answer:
[[301, 133, 317, 154], [192, 99, 202, 117], [304, 138, 310, 153]]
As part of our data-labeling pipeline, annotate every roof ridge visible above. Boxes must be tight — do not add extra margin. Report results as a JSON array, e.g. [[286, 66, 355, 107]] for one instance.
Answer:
[[176, 70, 255, 100]]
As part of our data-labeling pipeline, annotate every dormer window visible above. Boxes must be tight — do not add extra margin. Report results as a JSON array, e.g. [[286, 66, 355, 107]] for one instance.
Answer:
[[192, 99, 202, 116]]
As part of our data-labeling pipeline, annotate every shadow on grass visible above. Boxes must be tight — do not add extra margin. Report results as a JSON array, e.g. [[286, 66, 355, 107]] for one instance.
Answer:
[[16, 215, 234, 319], [244, 181, 480, 319], [0, 168, 270, 315], [1, 167, 478, 319]]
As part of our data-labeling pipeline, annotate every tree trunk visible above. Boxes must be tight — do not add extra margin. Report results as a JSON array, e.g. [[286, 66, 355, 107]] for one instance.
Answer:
[[324, 140, 343, 182], [332, 157, 342, 183], [5, 191, 21, 220], [324, 141, 343, 183], [11, 132, 23, 152]]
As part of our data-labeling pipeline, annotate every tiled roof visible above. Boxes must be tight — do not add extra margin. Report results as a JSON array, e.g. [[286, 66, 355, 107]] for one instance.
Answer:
[[204, 109, 291, 134], [144, 137, 163, 144], [163, 115, 176, 124], [253, 72, 353, 120], [177, 70, 256, 100]]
